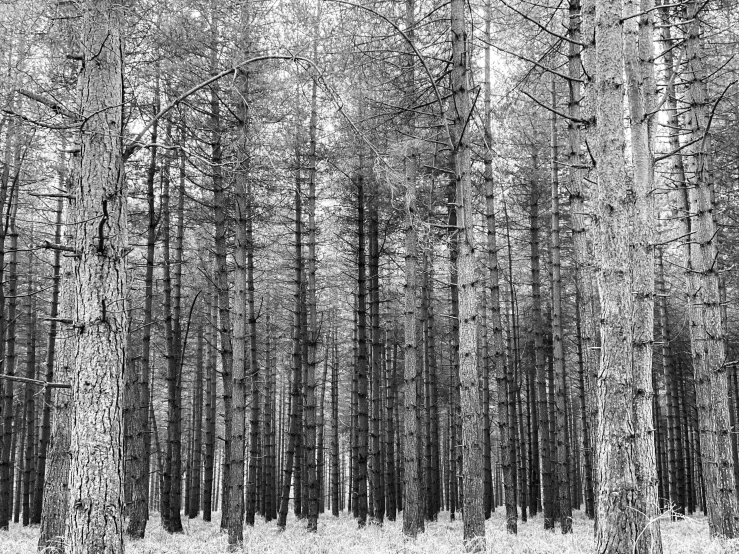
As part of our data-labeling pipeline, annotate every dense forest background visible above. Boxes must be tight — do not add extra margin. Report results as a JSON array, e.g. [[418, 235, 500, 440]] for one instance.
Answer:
[[1, 0, 739, 552]]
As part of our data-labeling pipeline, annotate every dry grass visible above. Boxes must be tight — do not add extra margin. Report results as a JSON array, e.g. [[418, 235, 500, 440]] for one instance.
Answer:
[[2, 509, 736, 553]]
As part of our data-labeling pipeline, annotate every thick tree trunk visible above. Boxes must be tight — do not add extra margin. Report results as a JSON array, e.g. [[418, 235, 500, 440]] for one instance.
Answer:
[[593, 0, 661, 550], [65, 2, 127, 551], [681, 0, 738, 538]]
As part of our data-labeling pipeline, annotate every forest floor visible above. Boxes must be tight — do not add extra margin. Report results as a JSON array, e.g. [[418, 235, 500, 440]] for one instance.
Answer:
[[4, 509, 735, 553]]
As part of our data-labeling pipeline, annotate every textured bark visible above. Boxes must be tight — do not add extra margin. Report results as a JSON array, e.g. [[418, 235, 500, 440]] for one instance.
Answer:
[[450, 0, 484, 547], [593, 0, 659, 550], [65, 2, 127, 551], [624, 0, 662, 549], [678, 0, 738, 539], [549, 82, 572, 534], [228, 64, 249, 547], [594, 3, 633, 550]]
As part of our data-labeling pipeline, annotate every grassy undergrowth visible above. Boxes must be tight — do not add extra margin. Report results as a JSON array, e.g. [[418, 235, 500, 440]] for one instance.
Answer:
[[3, 509, 735, 553]]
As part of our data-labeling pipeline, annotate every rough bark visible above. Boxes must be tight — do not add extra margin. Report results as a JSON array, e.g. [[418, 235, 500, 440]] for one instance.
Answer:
[[450, 0, 485, 547], [65, 1, 127, 550], [680, 0, 738, 539]]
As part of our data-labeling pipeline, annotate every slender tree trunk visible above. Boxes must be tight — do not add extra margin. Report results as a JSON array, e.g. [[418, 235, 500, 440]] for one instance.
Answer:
[[277, 148, 305, 529], [355, 166, 370, 528], [624, 0, 662, 549], [188, 322, 204, 518], [450, 0, 484, 547], [0, 176, 19, 531], [38, 147, 75, 554], [567, 0, 596, 521], [126, 75, 158, 539], [22, 258, 36, 527], [332, 331, 341, 517], [33, 192, 64, 525], [202, 286, 217, 522], [402, 0, 423, 535], [304, 70, 320, 532], [484, 39, 515, 536], [549, 81, 572, 534]]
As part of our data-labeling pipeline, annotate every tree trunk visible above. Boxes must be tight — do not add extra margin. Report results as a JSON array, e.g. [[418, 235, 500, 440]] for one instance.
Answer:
[[355, 166, 370, 528], [22, 257, 37, 527], [188, 321, 204, 518], [126, 74, 158, 539], [680, 0, 738, 538], [202, 285, 217, 522], [593, 0, 661, 550], [65, 2, 127, 550], [332, 331, 341, 517], [450, 0, 484, 547], [568, 0, 596, 521], [304, 70, 320, 532], [33, 186, 65, 525], [549, 81, 572, 534], [402, 0, 423, 535], [624, 0, 662, 548], [38, 146, 75, 553]]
